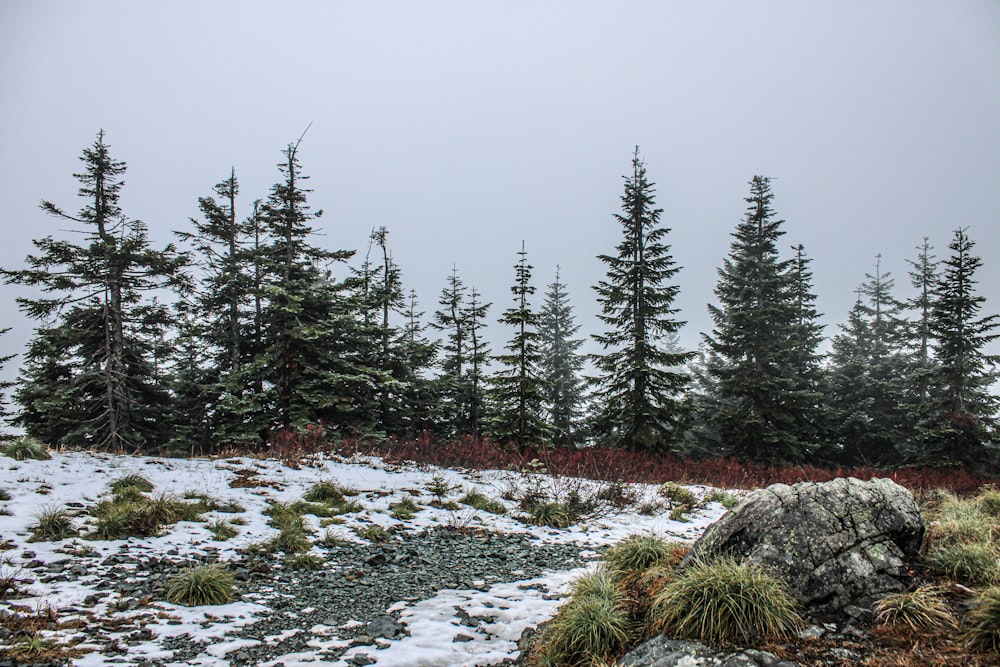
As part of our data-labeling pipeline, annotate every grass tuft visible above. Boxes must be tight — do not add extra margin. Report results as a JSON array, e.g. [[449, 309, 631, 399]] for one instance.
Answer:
[[164, 563, 236, 606], [963, 586, 1000, 653], [603, 535, 678, 575], [29, 506, 79, 542], [2, 436, 51, 461], [924, 542, 1000, 587], [873, 586, 956, 632], [110, 473, 155, 496], [284, 553, 325, 570], [390, 496, 422, 520], [303, 480, 357, 504], [460, 488, 508, 515], [354, 524, 390, 543], [535, 565, 631, 665], [657, 482, 697, 507], [525, 502, 570, 529], [649, 557, 803, 646], [207, 519, 238, 541]]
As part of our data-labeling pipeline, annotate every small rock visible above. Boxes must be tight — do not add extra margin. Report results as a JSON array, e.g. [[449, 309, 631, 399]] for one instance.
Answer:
[[798, 624, 826, 640], [348, 654, 376, 666], [453, 633, 475, 642]]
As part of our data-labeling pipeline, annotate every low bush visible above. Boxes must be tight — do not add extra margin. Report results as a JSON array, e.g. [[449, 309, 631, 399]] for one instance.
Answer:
[[657, 482, 697, 507], [426, 475, 462, 500], [964, 586, 1000, 653], [2, 436, 50, 461], [873, 586, 956, 631], [164, 563, 236, 606], [649, 557, 803, 646], [29, 506, 78, 542]]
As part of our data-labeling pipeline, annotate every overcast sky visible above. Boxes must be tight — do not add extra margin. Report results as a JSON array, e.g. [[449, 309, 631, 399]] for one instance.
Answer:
[[1, 0, 998, 389]]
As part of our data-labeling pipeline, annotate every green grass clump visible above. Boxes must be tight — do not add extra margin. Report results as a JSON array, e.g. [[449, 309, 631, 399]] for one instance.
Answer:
[[183, 491, 243, 514], [649, 557, 803, 646], [263, 501, 312, 554], [0, 488, 9, 502], [525, 502, 570, 529], [303, 480, 357, 504], [354, 524, 389, 543], [535, 565, 631, 665], [29, 506, 79, 542], [164, 563, 236, 606], [924, 542, 1000, 586], [460, 489, 507, 515], [657, 482, 697, 507], [603, 535, 678, 575], [964, 586, 1000, 652], [873, 586, 956, 631], [284, 553, 325, 570], [976, 488, 1000, 519], [317, 529, 346, 548], [2, 436, 50, 461], [90, 492, 202, 540], [110, 474, 154, 496], [390, 496, 422, 520], [703, 489, 740, 510], [207, 519, 238, 541]]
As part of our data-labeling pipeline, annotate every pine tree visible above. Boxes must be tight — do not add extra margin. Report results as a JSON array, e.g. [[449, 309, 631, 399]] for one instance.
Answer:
[[787, 244, 828, 446], [591, 148, 692, 452], [902, 237, 941, 462], [464, 287, 492, 437], [431, 267, 468, 435], [829, 256, 911, 464], [538, 267, 585, 446], [489, 243, 549, 445], [256, 133, 373, 434], [391, 290, 439, 436], [920, 228, 999, 466], [0, 328, 14, 436], [703, 176, 817, 463], [173, 169, 264, 449], [2, 131, 187, 451]]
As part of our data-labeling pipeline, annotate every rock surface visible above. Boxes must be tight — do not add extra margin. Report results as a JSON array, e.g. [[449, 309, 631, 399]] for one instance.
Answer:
[[686, 477, 924, 615], [619, 638, 797, 667]]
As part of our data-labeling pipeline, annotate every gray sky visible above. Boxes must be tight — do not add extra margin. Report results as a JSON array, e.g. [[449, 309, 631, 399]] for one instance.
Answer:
[[1, 0, 999, 388]]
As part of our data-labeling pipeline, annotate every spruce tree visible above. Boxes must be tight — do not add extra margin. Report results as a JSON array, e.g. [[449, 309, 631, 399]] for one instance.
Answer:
[[591, 149, 692, 452], [465, 287, 492, 438], [828, 256, 911, 464], [0, 328, 14, 435], [920, 228, 999, 466], [256, 134, 373, 434], [2, 131, 187, 451], [431, 267, 468, 435], [391, 290, 439, 436], [538, 267, 586, 446], [902, 238, 941, 462], [703, 176, 817, 463], [489, 243, 549, 445]]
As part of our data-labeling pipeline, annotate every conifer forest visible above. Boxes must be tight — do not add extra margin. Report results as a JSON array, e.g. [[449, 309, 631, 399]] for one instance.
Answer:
[[1, 132, 997, 473]]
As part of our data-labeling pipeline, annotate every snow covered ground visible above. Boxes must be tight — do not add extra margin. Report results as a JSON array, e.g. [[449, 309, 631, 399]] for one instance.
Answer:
[[0, 450, 731, 666]]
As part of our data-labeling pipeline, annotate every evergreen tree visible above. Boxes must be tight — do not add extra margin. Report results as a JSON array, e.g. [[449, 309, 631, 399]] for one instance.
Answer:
[[2, 131, 187, 451], [489, 243, 549, 445], [538, 267, 585, 446], [430, 267, 468, 435], [703, 176, 816, 463], [256, 134, 373, 434], [828, 256, 911, 464], [391, 290, 439, 436], [0, 328, 14, 435], [465, 287, 492, 437], [919, 228, 999, 466], [590, 148, 692, 452], [902, 237, 941, 462], [174, 169, 263, 449], [787, 244, 828, 446]]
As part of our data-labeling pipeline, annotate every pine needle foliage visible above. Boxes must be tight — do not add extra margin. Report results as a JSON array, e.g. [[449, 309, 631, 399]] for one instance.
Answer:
[[590, 148, 692, 452]]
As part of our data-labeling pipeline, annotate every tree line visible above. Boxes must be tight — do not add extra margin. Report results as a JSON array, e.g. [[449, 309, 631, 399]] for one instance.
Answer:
[[1, 133, 997, 471]]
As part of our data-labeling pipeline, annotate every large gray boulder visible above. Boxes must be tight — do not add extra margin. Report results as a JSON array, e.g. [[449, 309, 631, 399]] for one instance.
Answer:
[[686, 477, 924, 615], [619, 638, 796, 667]]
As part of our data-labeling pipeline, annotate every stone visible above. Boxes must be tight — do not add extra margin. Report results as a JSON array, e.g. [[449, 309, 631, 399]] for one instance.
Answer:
[[618, 637, 797, 666], [686, 477, 923, 615], [364, 614, 405, 639]]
